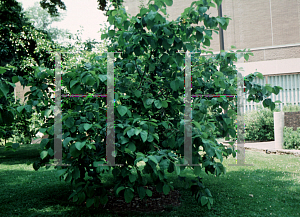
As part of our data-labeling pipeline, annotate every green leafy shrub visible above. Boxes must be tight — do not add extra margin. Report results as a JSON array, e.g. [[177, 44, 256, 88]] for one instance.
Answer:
[[244, 103, 300, 143], [244, 105, 281, 142], [283, 127, 300, 150], [5, 0, 283, 212], [282, 103, 300, 112]]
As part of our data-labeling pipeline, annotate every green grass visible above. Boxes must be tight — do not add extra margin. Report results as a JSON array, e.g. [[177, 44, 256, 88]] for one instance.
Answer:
[[0, 142, 299, 217]]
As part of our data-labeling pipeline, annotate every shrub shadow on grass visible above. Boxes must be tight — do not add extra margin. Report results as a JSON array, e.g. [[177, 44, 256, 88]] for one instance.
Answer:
[[0, 143, 41, 165]]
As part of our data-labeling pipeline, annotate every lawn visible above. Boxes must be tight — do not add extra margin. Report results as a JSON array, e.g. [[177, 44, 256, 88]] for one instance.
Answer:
[[0, 141, 299, 217]]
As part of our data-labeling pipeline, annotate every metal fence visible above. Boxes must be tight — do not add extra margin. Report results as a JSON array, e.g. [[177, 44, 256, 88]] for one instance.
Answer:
[[243, 73, 300, 114]]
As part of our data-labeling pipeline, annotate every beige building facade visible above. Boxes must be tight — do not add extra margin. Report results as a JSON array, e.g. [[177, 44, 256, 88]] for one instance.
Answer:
[[123, 0, 300, 112]]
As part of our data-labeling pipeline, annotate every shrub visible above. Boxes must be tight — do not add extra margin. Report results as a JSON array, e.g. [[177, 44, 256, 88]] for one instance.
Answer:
[[6, 0, 283, 212], [244, 104, 280, 142], [282, 103, 300, 112], [283, 127, 300, 150]]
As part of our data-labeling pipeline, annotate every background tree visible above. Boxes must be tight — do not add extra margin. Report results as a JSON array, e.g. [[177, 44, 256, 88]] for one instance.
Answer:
[[38, 0, 124, 19], [22, 1, 71, 42], [0, 0, 68, 146]]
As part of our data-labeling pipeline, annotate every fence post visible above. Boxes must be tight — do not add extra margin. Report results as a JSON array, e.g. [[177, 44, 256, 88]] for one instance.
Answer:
[[274, 112, 284, 149]]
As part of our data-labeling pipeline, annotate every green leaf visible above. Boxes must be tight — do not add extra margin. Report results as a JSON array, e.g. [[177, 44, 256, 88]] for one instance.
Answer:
[[75, 141, 86, 151], [137, 186, 146, 200], [85, 75, 96, 86], [198, 7, 208, 14], [135, 128, 142, 136], [161, 54, 169, 63], [71, 85, 81, 94], [186, 44, 194, 52], [127, 128, 135, 138], [265, 85, 273, 93], [0, 81, 9, 99], [112, 10, 118, 16], [17, 106, 24, 113], [124, 188, 134, 203], [78, 192, 86, 204], [83, 123, 92, 131], [99, 194, 108, 205], [159, 159, 170, 170], [98, 74, 107, 82], [146, 189, 152, 197], [65, 117, 75, 128], [48, 148, 54, 157], [146, 98, 154, 105], [163, 0, 173, 6], [160, 101, 167, 108], [201, 196, 208, 206], [70, 80, 78, 88], [273, 86, 282, 95], [116, 186, 126, 196], [140, 130, 148, 142], [154, 100, 162, 109], [216, 17, 226, 25], [148, 155, 158, 164], [163, 184, 170, 195], [147, 10, 157, 20], [108, 30, 115, 37], [86, 198, 94, 208], [194, 166, 202, 175], [40, 151, 48, 160], [117, 105, 128, 116], [139, 8, 149, 16], [129, 173, 137, 183], [170, 80, 178, 91], [205, 188, 212, 197], [148, 62, 155, 71], [128, 142, 136, 152], [254, 71, 263, 80], [0, 67, 7, 74], [203, 38, 210, 46], [56, 169, 67, 177], [135, 90, 142, 97], [163, 27, 172, 36], [213, 0, 222, 7], [244, 54, 249, 61], [12, 76, 19, 83], [193, 121, 202, 130]]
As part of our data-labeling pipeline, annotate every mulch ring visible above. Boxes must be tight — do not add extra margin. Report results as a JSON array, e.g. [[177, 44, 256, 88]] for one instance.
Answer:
[[70, 185, 182, 214]]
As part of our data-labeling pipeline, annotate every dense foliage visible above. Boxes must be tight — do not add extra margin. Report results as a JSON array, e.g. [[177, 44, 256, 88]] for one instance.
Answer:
[[244, 105, 281, 142], [2, 0, 283, 211], [0, 0, 59, 146], [244, 103, 300, 148], [283, 127, 300, 150]]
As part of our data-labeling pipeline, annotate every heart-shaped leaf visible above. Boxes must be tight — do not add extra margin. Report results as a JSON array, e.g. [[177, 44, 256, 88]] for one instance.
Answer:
[[117, 105, 128, 116]]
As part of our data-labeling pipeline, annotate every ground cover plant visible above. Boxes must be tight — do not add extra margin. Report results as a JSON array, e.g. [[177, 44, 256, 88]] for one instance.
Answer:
[[1, 142, 299, 216], [1, 0, 284, 212], [244, 105, 281, 142], [283, 127, 300, 150], [244, 103, 300, 148]]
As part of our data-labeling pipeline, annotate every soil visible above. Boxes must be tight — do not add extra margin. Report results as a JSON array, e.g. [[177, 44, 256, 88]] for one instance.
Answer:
[[70, 185, 183, 215]]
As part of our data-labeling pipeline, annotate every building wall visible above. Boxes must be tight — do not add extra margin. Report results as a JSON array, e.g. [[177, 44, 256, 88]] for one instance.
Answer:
[[123, 0, 300, 56], [124, 0, 300, 113]]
